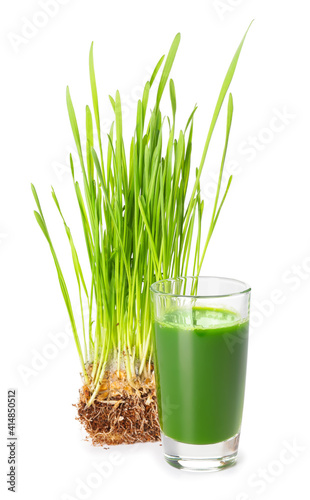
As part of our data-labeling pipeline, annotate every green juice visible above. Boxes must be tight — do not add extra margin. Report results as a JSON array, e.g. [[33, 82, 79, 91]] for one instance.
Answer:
[[154, 307, 249, 445]]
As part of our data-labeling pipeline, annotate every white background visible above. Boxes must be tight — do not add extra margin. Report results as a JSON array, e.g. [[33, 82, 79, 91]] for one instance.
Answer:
[[1, 1, 309, 499]]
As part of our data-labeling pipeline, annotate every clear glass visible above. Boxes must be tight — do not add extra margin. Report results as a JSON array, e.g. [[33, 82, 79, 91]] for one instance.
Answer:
[[150, 276, 251, 471]]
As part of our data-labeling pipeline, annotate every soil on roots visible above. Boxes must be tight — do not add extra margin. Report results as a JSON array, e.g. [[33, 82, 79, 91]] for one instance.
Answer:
[[75, 370, 161, 446]]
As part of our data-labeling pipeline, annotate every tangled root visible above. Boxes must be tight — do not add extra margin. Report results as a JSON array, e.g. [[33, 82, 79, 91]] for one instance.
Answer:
[[75, 370, 161, 446]]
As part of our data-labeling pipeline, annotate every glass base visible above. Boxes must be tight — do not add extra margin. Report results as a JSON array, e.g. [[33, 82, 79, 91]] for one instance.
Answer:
[[162, 432, 240, 471]]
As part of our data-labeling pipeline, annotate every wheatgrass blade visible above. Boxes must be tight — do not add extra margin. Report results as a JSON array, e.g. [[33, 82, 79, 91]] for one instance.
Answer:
[[31, 185, 89, 383], [184, 23, 252, 237]]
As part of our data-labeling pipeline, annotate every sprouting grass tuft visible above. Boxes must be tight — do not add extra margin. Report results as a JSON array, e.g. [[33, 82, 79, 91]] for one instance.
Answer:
[[32, 28, 251, 405]]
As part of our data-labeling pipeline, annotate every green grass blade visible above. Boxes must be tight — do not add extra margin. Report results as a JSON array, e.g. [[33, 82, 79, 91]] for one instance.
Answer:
[[150, 54, 165, 87], [156, 33, 181, 110], [32, 186, 89, 383], [197, 93, 234, 274], [184, 22, 252, 235]]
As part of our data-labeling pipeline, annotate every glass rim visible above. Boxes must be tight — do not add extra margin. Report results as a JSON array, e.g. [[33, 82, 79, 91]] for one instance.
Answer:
[[150, 276, 251, 299]]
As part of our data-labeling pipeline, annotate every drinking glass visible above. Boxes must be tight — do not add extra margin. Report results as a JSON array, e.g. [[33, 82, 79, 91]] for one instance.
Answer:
[[150, 276, 251, 471]]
